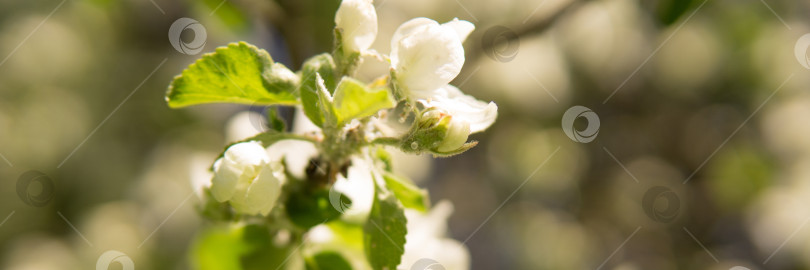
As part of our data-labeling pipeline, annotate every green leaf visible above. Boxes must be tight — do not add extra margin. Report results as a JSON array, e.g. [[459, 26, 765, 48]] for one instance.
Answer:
[[167, 42, 299, 108], [327, 221, 365, 250], [265, 106, 286, 132], [375, 147, 394, 172], [364, 188, 407, 270], [305, 251, 353, 270], [191, 225, 247, 270], [316, 74, 338, 127], [299, 53, 338, 127], [332, 77, 396, 126], [286, 187, 350, 229], [382, 172, 429, 212], [190, 224, 293, 270], [240, 225, 295, 270]]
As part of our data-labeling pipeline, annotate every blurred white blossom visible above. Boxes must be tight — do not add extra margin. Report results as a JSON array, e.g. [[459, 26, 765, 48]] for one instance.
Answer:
[[399, 201, 470, 270]]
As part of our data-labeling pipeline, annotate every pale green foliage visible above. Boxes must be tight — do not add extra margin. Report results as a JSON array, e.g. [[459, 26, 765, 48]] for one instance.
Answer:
[[167, 42, 298, 108]]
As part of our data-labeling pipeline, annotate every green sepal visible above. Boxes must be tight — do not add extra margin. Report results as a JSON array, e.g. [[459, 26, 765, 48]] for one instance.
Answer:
[[382, 172, 429, 212]]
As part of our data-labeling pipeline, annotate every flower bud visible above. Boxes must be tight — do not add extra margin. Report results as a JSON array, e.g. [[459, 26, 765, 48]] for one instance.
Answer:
[[403, 110, 471, 154], [211, 141, 284, 216], [436, 114, 470, 152], [420, 85, 497, 133], [335, 0, 377, 54]]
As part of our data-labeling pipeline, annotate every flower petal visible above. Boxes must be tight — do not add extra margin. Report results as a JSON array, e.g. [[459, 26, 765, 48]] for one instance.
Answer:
[[399, 201, 470, 270], [223, 141, 270, 167], [441, 18, 475, 42], [436, 115, 470, 152], [333, 157, 375, 223], [266, 139, 318, 180], [423, 85, 497, 133], [230, 163, 283, 216], [390, 17, 438, 65], [211, 158, 240, 202], [212, 141, 270, 202], [392, 23, 465, 97], [335, 0, 378, 53]]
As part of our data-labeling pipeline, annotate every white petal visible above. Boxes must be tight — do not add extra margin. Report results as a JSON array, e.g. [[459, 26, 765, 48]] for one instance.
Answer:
[[223, 141, 270, 167], [405, 200, 453, 239], [308, 224, 336, 244], [390, 17, 438, 66], [424, 85, 498, 133], [212, 142, 270, 202], [441, 18, 475, 42], [399, 201, 470, 270], [334, 157, 375, 223], [437, 116, 469, 152], [431, 238, 471, 270], [335, 0, 378, 53], [266, 140, 318, 180], [211, 158, 240, 202], [392, 22, 465, 96], [230, 163, 283, 216]]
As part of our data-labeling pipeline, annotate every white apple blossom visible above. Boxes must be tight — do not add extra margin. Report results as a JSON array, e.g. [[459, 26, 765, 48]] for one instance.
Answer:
[[391, 18, 473, 99], [335, 0, 378, 54], [211, 141, 285, 216], [399, 200, 470, 270], [390, 18, 497, 135]]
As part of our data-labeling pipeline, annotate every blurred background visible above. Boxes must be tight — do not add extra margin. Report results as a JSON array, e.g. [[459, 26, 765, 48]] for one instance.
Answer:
[[1, 0, 809, 269]]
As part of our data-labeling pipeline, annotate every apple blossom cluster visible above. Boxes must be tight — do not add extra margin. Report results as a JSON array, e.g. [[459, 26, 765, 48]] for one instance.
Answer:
[[166, 0, 496, 269]]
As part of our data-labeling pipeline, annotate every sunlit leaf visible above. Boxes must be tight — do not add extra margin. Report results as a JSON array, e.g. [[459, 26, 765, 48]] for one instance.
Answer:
[[382, 172, 429, 212], [299, 53, 337, 127], [167, 42, 299, 108], [332, 77, 396, 126], [363, 187, 407, 270]]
